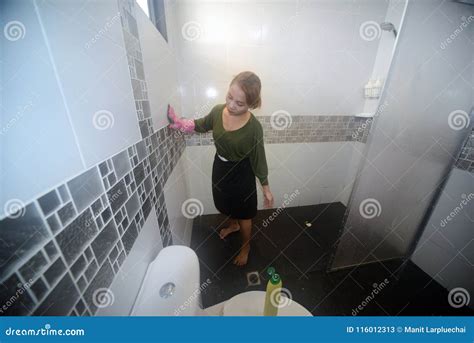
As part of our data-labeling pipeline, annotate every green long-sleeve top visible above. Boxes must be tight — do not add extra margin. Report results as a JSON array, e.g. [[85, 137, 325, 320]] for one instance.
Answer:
[[194, 104, 269, 186]]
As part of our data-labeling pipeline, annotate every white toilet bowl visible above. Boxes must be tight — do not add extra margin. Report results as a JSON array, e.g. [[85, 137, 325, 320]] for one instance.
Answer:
[[131, 245, 312, 316], [131, 245, 204, 316], [222, 291, 312, 316]]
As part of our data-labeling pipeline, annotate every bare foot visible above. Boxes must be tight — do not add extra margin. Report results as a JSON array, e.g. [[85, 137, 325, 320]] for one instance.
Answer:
[[219, 223, 240, 239], [233, 245, 250, 266]]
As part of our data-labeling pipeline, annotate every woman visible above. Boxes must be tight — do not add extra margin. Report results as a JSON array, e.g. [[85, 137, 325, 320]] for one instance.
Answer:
[[168, 71, 274, 266]]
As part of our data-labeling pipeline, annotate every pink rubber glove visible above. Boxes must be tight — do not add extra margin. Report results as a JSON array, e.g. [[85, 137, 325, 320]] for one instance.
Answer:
[[167, 104, 195, 133]]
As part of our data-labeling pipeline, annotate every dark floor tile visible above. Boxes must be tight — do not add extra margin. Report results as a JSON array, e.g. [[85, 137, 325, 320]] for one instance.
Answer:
[[191, 203, 474, 316]]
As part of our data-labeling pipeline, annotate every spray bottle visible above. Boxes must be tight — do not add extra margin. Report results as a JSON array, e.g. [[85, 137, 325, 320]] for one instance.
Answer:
[[263, 267, 282, 316]]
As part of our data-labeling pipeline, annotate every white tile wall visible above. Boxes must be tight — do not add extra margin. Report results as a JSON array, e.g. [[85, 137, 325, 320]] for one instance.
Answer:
[[1, 1, 84, 219], [183, 141, 363, 216], [135, 5, 182, 131], [36, 0, 141, 167], [1, 0, 141, 219], [169, 0, 390, 118], [163, 155, 194, 246]]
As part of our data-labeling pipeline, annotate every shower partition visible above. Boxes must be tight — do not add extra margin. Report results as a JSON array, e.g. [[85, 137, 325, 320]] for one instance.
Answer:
[[329, 0, 474, 271]]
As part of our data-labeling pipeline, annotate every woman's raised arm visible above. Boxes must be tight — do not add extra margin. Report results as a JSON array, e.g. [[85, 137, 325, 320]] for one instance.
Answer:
[[167, 105, 196, 133]]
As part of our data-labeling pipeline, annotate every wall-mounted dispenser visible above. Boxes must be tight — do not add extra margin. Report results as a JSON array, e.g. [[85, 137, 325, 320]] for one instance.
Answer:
[[363, 77, 383, 99]]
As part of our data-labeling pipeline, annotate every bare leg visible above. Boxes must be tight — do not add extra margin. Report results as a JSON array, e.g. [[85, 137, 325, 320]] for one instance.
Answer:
[[219, 218, 240, 239], [233, 218, 251, 266]]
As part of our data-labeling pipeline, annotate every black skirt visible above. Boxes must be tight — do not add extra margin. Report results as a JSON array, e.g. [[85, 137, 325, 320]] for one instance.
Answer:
[[212, 153, 257, 219]]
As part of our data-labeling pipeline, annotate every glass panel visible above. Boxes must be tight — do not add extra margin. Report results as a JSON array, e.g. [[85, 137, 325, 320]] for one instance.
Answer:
[[330, 0, 474, 270]]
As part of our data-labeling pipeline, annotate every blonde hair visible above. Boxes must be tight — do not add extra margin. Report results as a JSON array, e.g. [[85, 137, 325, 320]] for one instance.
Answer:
[[230, 71, 262, 109]]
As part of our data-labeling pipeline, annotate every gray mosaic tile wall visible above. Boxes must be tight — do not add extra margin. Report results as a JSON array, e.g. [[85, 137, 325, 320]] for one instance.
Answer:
[[455, 128, 474, 174], [0, 127, 185, 316], [120, 0, 154, 140], [185, 115, 372, 146], [0, 0, 186, 316]]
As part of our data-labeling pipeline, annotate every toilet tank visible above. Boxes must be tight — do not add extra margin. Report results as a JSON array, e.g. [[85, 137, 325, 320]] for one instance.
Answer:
[[131, 245, 202, 316]]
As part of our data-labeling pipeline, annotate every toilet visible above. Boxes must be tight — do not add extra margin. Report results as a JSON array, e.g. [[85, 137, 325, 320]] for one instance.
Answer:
[[131, 245, 312, 316], [131, 245, 204, 316]]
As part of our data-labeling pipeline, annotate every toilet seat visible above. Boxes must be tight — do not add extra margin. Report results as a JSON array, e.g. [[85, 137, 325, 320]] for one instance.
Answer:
[[222, 291, 312, 316]]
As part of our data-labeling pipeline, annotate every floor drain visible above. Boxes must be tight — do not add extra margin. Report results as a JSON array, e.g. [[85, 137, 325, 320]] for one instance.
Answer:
[[246, 271, 261, 286]]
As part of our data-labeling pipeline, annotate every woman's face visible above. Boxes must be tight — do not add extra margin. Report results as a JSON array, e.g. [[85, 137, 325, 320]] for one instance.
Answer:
[[225, 83, 248, 116]]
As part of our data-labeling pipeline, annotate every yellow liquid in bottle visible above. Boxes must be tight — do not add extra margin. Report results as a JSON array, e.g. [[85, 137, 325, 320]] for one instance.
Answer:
[[263, 273, 282, 316]]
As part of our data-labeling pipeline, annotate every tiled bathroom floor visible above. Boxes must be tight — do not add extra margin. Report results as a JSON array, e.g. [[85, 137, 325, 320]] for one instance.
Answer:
[[191, 203, 474, 316]]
